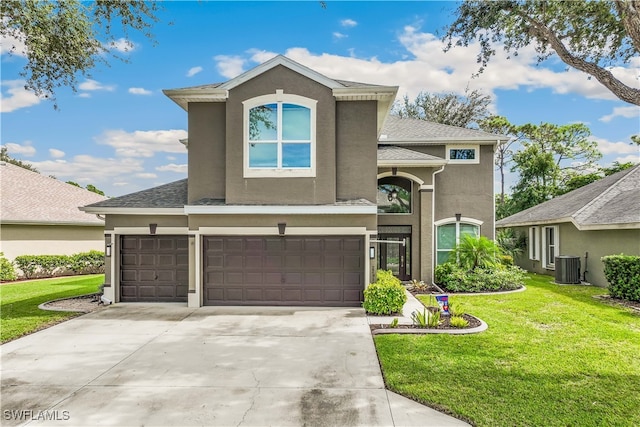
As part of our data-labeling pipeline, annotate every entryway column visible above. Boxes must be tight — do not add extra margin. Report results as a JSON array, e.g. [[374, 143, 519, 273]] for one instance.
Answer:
[[187, 234, 199, 307], [420, 188, 434, 284]]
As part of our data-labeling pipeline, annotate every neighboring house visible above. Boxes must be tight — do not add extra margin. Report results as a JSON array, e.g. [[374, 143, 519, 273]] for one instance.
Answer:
[[496, 165, 640, 287], [82, 55, 505, 307], [0, 162, 107, 261]]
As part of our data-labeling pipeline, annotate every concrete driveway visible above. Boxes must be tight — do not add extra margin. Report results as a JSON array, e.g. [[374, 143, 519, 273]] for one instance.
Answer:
[[1, 304, 468, 426]]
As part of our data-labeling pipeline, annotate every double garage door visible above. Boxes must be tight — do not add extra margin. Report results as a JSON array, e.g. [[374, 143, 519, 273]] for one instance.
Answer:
[[203, 236, 364, 306], [120, 235, 365, 306]]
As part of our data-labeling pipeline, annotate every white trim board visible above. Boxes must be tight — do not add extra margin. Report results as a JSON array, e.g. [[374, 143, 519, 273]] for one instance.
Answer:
[[184, 205, 377, 215]]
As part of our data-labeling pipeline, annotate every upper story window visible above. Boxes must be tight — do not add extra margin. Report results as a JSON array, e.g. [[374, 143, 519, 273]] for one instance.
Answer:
[[377, 177, 412, 214], [446, 145, 479, 164], [244, 91, 317, 178]]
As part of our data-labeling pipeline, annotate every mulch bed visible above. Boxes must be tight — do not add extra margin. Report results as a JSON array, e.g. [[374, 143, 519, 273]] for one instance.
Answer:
[[41, 293, 104, 313], [370, 312, 481, 331]]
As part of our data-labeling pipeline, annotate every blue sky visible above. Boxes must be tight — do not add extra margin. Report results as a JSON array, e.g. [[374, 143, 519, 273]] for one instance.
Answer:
[[2, 1, 639, 197]]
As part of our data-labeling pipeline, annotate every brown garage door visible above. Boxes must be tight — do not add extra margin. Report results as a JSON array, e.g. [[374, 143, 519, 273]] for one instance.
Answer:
[[203, 236, 364, 306], [120, 235, 189, 302]]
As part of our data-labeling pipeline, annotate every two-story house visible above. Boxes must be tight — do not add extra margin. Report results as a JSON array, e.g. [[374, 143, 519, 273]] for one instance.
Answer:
[[82, 55, 506, 308]]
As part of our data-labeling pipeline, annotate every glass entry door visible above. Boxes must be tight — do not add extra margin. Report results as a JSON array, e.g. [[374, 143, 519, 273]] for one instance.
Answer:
[[378, 232, 411, 281]]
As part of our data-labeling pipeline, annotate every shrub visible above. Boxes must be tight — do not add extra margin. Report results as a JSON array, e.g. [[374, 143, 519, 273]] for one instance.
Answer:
[[451, 235, 503, 271], [69, 251, 105, 274], [449, 315, 469, 328], [14, 255, 70, 278], [602, 254, 640, 302], [435, 263, 526, 293], [363, 270, 407, 315], [0, 252, 17, 282]]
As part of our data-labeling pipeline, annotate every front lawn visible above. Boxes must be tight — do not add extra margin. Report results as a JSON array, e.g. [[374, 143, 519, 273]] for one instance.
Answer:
[[0, 275, 104, 343], [375, 273, 640, 427]]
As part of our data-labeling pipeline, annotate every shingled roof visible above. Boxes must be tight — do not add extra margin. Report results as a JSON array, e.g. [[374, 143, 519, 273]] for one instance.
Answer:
[[0, 162, 107, 225], [82, 179, 188, 210], [380, 115, 508, 143], [496, 165, 640, 230]]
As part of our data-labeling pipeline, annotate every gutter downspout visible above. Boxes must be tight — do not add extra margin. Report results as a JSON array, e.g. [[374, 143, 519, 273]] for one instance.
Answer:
[[431, 165, 446, 292]]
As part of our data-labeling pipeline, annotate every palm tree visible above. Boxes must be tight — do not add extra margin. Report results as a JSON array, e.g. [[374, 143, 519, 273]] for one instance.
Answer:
[[450, 235, 503, 271]]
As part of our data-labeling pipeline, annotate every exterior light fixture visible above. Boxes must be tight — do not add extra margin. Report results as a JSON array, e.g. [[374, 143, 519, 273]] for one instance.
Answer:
[[369, 247, 376, 259], [105, 244, 112, 257], [455, 213, 462, 222], [278, 222, 286, 236], [149, 223, 158, 235], [387, 188, 398, 202], [392, 167, 398, 176]]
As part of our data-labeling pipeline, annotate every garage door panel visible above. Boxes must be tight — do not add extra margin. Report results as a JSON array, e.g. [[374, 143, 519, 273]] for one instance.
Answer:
[[120, 235, 188, 303], [204, 235, 364, 306]]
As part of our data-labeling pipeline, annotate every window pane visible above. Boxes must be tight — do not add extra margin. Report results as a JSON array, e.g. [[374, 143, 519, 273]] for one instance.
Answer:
[[460, 224, 479, 238], [249, 143, 277, 167], [437, 251, 452, 265], [282, 143, 311, 168], [450, 148, 476, 160], [377, 184, 411, 213], [437, 224, 456, 250], [249, 104, 277, 141], [282, 104, 310, 140]]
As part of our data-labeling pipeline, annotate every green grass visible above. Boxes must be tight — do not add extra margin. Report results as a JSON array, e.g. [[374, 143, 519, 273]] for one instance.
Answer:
[[375, 273, 640, 427], [0, 275, 104, 343]]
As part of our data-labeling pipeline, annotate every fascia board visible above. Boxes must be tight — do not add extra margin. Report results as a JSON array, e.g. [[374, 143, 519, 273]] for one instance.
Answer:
[[380, 137, 506, 144], [79, 207, 185, 215], [332, 86, 399, 99], [0, 220, 104, 227], [184, 205, 377, 215], [162, 89, 228, 111]]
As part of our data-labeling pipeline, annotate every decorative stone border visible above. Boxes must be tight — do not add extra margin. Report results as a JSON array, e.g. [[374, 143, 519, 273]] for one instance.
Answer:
[[371, 315, 488, 335], [38, 293, 100, 313]]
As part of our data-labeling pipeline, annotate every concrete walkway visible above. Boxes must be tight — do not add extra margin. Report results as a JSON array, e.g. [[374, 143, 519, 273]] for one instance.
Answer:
[[1, 304, 468, 426], [366, 290, 430, 326]]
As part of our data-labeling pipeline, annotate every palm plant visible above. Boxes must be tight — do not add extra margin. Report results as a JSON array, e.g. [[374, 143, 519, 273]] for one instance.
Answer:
[[449, 235, 503, 271]]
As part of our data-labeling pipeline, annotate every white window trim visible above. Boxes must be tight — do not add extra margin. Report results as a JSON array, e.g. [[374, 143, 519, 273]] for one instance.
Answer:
[[446, 144, 480, 164], [435, 219, 481, 265], [243, 91, 317, 178], [542, 225, 559, 269], [529, 226, 540, 261]]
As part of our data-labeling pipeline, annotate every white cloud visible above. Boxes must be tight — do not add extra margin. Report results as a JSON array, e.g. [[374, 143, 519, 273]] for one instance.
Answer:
[[166, 156, 177, 161], [0, 80, 42, 112], [592, 136, 640, 158], [49, 148, 65, 159], [78, 93, 92, 98], [1, 30, 27, 57], [599, 105, 640, 123], [187, 66, 203, 77], [341, 19, 357, 28], [136, 172, 158, 179], [614, 154, 640, 164], [3, 141, 36, 157], [333, 32, 347, 40], [113, 182, 129, 187], [79, 79, 115, 92], [105, 38, 136, 53], [128, 87, 153, 95], [214, 55, 246, 79], [156, 163, 188, 174], [95, 129, 188, 157], [31, 155, 144, 184]]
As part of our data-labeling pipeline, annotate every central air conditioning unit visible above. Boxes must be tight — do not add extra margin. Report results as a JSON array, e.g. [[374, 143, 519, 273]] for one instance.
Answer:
[[555, 256, 581, 284]]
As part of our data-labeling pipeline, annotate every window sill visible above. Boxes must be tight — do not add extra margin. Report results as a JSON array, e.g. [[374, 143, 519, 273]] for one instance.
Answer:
[[244, 168, 316, 179]]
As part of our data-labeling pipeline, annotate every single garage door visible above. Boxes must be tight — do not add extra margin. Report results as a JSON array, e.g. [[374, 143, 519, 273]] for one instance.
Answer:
[[120, 235, 189, 302], [203, 236, 364, 306]]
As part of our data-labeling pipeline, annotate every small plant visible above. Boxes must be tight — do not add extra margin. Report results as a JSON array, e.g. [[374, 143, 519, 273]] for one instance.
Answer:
[[389, 318, 399, 328], [409, 279, 430, 293], [449, 315, 469, 328], [411, 309, 429, 327], [363, 270, 407, 315], [426, 309, 441, 328], [448, 300, 465, 317]]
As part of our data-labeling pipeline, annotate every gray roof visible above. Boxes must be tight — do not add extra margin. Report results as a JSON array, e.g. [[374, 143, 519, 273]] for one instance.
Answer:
[[380, 115, 508, 143], [377, 146, 444, 162], [496, 165, 640, 229], [83, 179, 188, 209], [0, 162, 107, 225]]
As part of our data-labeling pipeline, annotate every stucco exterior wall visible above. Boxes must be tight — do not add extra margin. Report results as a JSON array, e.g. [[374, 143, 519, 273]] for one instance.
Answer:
[[188, 102, 226, 203], [0, 224, 105, 261], [105, 215, 188, 230], [225, 65, 337, 205], [512, 223, 640, 287], [188, 213, 377, 231]]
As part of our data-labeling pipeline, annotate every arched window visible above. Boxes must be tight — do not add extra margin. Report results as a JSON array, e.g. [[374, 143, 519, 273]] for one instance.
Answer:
[[244, 92, 316, 178], [377, 177, 411, 214], [435, 219, 481, 265]]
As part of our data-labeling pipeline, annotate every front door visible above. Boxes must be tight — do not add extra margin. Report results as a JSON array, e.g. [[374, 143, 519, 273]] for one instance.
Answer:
[[378, 232, 411, 281]]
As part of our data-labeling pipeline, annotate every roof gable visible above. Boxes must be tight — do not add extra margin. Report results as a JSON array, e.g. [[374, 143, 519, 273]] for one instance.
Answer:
[[496, 165, 640, 229], [0, 162, 107, 225]]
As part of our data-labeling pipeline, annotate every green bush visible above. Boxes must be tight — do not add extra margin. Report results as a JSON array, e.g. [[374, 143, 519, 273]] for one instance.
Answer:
[[435, 263, 526, 293], [0, 252, 17, 282], [602, 254, 640, 302], [363, 270, 407, 315], [69, 250, 105, 274]]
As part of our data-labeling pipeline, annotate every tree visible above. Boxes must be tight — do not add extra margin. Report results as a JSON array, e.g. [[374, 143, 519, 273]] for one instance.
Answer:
[[1, 1, 160, 107], [479, 116, 520, 207], [86, 184, 105, 196], [393, 88, 491, 128], [509, 122, 602, 211], [557, 161, 636, 195], [0, 146, 38, 172], [444, 1, 640, 106], [66, 181, 81, 188]]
